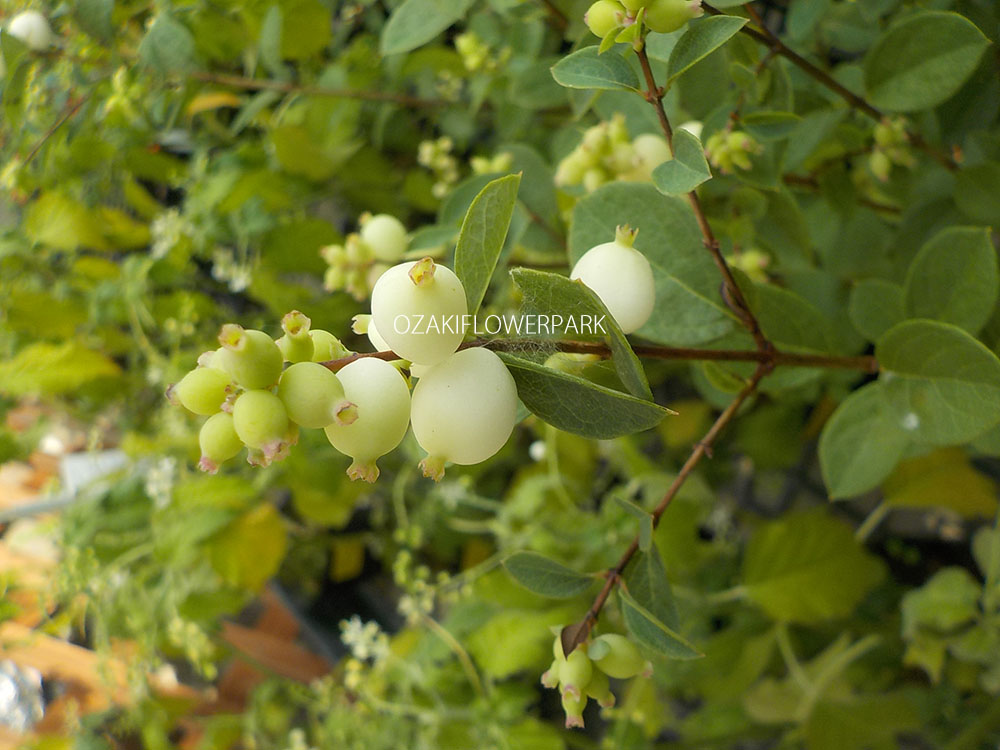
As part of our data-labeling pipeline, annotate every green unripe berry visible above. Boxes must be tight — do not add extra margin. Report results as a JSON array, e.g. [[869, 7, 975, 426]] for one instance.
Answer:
[[277, 362, 357, 429], [644, 0, 703, 33], [561, 690, 587, 729], [585, 0, 626, 38], [559, 648, 594, 700], [591, 633, 650, 679], [360, 213, 409, 263], [324, 358, 411, 483], [232, 389, 290, 452], [169, 367, 234, 415], [570, 226, 655, 334], [410, 348, 518, 480], [370, 258, 468, 366], [276, 310, 314, 363], [215, 325, 284, 390], [541, 658, 561, 689], [310, 329, 351, 362], [584, 669, 616, 708], [198, 412, 243, 473], [620, 0, 644, 12], [631, 133, 672, 178]]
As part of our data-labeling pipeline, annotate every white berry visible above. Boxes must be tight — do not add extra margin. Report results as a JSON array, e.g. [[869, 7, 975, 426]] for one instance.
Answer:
[[410, 348, 518, 480], [324, 358, 411, 483], [570, 226, 655, 334], [8, 11, 54, 50], [360, 213, 409, 263], [370, 258, 468, 366]]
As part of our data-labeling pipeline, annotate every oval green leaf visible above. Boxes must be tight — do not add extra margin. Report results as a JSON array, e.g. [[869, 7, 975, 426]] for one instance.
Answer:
[[503, 552, 593, 598], [551, 46, 639, 92]]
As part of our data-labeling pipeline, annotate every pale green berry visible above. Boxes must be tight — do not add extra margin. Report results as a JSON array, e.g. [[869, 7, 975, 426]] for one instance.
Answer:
[[368, 318, 391, 353], [620, 0, 644, 12], [584, 669, 616, 708], [644, 0, 703, 33], [631, 133, 672, 178], [360, 213, 409, 263], [585, 0, 626, 38], [559, 647, 594, 701], [541, 658, 561, 689], [277, 362, 357, 429], [276, 310, 314, 363], [570, 226, 655, 334], [8, 11, 54, 50], [370, 258, 468, 366], [870, 149, 892, 182], [198, 412, 243, 473], [561, 690, 587, 729], [410, 348, 518, 480], [324, 358, 411, 483], [215, 325, 284, 390], [310, 329, 350, 362], [232, 389, 290, 452], [169, 367, 234, 416], [591, 633, 650, 679], [583, 167, 608, 192]]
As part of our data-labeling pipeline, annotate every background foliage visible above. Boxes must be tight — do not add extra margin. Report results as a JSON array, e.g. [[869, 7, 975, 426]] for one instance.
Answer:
[[2, 0, 1000, 748]]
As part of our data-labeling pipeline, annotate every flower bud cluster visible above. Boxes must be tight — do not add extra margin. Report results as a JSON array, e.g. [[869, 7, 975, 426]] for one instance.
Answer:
[[556, 114, 672, 191], [704, 129, 762, 174]]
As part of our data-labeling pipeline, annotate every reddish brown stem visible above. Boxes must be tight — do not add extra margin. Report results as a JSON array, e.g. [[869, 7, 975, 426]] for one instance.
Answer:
[[635, 45, 771, 352], [564, 362, 772, 653], [188, 72, 444, 108], [703, 3, 958, 171], [319, 339, 878, 373], [21, 95, 89, 167]]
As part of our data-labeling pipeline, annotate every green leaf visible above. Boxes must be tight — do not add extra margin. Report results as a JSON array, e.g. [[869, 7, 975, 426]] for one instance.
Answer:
[[139, 14, 197, 73], [277, 0, 331, 60], [498, 354, 672, 439], [876, 320, 1000, 445], [742, 510, 885, 623], [503, 552, 593, 598], [619, 589, 702, 659], [901, 567, 981, 637], [455, 174, 522, 315], [972, 526, 1000, 585], [819, 382, 909, 499], [24, 192, 110, 252], [651, 128, 711, 195], [615, 495, 653, 552], [570, 183, 737, 346], [510, 268, 652, 400], [0, 342, 121, 396], [882, 448, 997, 518], [208, 503, 288, 591], [380, 0, 475, 55], [741, 111, 802, 141], [74, 0, 113, 42], [550, 46, 639, 92], [848, 279, 906, 342], [955, 163, 1000, 227], [903, 226, 998, 334], [666, 15, 748, 84], [751, 283, 839, 354], [863, 11, 990, 112], [467, 607, 577, 678], [623, 544, 677, 629]]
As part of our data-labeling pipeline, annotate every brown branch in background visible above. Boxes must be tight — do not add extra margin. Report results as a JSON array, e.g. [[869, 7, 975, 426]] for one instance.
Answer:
[[635, 45, 771, 352], [563, 362, 772, 654], [320, 339, 879, 373], [21, 95, 89, 167], [188, 72, 444, 108], [699, 3, 959, 171], [538, 0, 570, 31], [782, 174, 902, 216]]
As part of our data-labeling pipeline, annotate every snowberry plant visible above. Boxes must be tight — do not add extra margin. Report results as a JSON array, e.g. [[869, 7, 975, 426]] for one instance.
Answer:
[[3, 0, 1000, 747]]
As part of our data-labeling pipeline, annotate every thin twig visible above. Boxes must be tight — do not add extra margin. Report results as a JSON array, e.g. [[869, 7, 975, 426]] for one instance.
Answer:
[[565, 362, 772, 652], [21, 95, 89, 167], [782, 174, 902, 215], [702, 3, 958, 171], [319, 338, 878, 373], [188, 71, 444, 108], [635, 45, 770, 352], [538, 0, 570, 31]]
